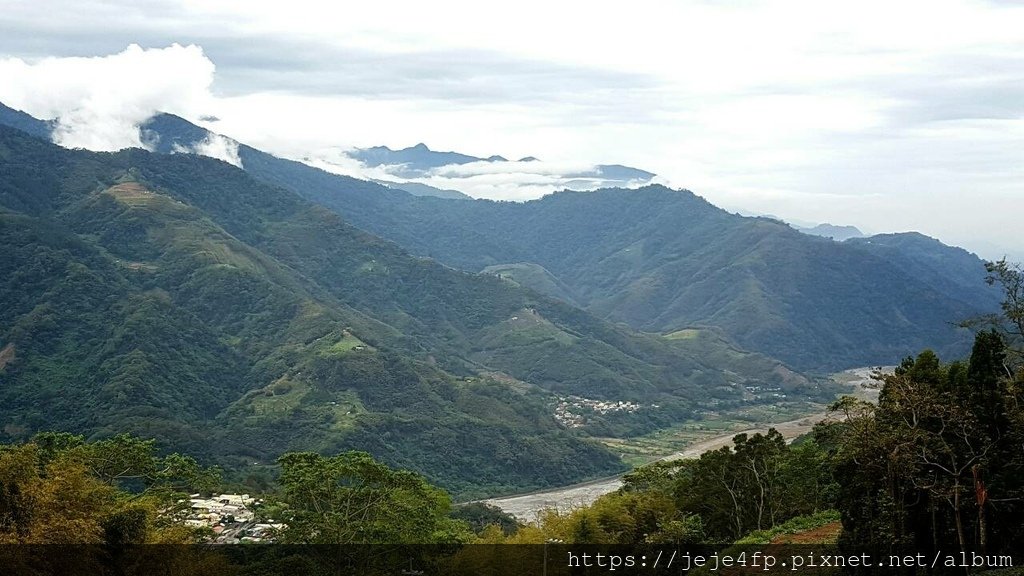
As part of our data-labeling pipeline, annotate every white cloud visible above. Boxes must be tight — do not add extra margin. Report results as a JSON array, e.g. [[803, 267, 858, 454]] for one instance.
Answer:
[[407, 173, 658, 202], [301, 148, 657, 201], [300, 148, 402, 180], [0, 43, 217, 151], [428, 159, 597, 178], [412, 159, 659, 200], [174, 133, 243, 168]]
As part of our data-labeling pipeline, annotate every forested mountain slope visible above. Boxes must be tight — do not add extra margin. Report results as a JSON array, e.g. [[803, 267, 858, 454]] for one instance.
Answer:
[[251, 175, 997, 371], [0, 124, 817, 497], [128, 113, 1000, 371]]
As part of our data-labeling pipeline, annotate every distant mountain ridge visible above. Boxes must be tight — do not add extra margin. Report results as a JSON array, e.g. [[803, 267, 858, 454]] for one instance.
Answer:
[[845, 232, 995, 306], [313, 186, 998, 371], [124, 113, 1002, 369], [336, 141, 659, 196], [796, 223, 865, 241], [371, 179, 471, 200], [0, 102, 53, 140], [0, 105, 1002, 373], [347, 142, 657, 184], [352, 142, 490, 172]]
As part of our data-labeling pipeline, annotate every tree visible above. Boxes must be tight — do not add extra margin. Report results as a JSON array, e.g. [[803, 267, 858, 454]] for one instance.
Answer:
[[0, 434, 204, 544], [732, 430, 787, 531], [831, 342, 1024, 561], [450, 502, 519, 536], [673, 429, 811, 542], [276, 451, 470, 544], [985, 259, 1024, 350]]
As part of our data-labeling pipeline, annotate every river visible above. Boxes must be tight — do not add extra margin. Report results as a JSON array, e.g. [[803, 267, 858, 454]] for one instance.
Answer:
[[481, 367, 884, 522]]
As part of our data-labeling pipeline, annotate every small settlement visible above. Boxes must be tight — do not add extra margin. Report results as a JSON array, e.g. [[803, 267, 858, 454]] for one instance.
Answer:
[[185, 493, 285, 543]]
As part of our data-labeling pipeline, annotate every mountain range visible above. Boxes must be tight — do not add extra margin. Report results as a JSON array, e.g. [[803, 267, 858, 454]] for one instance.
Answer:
[[0, 108, 828, 497], [341, 142, 658, 192], [0, 101, 1006, 495], [795, 223, 865, 241], [336, 189, 999, 371], [99, 109, 1001, 371]]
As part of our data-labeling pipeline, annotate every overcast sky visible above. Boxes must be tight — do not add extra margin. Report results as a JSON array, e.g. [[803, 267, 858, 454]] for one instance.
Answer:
[[2, 0, 1022, 259]]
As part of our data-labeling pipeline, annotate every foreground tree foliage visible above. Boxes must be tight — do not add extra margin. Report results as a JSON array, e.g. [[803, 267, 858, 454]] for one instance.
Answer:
[[0, 432, 217, 544], [475, 430, 837, 545], [2, 334, 1020, 550], [828, 332, 1024, 560], [983, 259, 1024, 359], [275, 451, 471, 544], [824, 264, 1024, 560], [488, 320, 1022, 552], [0, 433, 475, 545]]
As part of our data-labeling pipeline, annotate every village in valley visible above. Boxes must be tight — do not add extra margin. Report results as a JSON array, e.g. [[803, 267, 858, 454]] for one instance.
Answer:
[[184, 493, 285, 543], [553, 396, 649, 428]]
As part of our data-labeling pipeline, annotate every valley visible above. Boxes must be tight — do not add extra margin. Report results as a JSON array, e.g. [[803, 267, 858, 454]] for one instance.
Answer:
[[0, 121, 835, 499], [482, 367, 885, 520], [0, 101, 1020, 565], [0, 105, 996, 501], [1, 5, 1022, 564], [481, 411, 826, 521]]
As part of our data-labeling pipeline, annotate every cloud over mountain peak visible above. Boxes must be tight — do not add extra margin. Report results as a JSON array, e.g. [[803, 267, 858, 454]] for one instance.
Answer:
[[0, 44, 217, 152]]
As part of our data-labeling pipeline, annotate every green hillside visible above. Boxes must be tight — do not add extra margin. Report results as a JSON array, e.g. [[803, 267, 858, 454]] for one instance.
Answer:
[[482, 262, 581, 306], [0, 124, 823, 497], [270, 181, 997, 371], [129, 114, 1001, 371]]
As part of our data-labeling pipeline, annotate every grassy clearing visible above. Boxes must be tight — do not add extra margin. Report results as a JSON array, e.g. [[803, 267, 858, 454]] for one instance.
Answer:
[[664, 328, 701, 340], [323, 391, 365, 431], [104, 182, 160, 204], [316, 331, 369, 357], [0, 343, 15, 371], [735, 510, 841, 544], [104, 182, 189, 213], [241, 376, 364, 431]]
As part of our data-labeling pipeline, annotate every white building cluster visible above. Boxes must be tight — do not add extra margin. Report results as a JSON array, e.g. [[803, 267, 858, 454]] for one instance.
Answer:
[[184, 493, 285, 543], [553, 396, 647, 428]]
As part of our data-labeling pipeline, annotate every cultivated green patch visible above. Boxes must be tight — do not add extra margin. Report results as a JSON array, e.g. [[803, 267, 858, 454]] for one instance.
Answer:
[[664, 328, 701, 340], [316, 330, 369, 357]]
